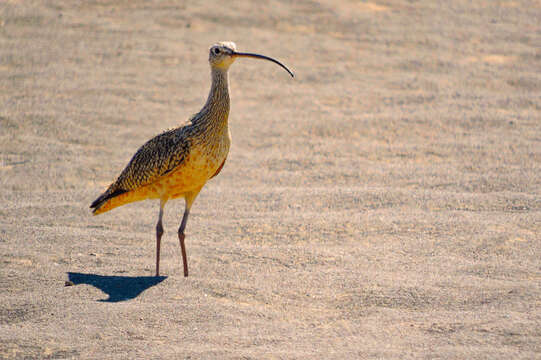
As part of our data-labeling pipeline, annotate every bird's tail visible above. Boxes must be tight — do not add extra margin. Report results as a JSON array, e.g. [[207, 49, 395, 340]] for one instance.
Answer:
[[90, 187, 128, 215]]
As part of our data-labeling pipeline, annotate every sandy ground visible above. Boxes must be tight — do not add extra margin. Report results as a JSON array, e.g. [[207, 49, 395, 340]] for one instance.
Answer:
[[1, 0, 540, 358]]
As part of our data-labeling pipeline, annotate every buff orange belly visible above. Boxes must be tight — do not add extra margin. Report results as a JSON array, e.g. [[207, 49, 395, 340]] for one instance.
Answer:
[[93, 151, 225, 215]]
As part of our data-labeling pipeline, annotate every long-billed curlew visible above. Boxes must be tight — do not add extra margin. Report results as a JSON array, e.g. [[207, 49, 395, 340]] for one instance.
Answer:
[[90, 41, 293, 277]]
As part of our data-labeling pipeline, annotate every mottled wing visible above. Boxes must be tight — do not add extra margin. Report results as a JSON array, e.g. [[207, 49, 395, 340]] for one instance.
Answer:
[[113, 128, 190, 192]]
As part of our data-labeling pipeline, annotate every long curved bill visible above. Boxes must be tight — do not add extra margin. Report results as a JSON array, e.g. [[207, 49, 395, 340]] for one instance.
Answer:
[[232, 52, 294, 78]]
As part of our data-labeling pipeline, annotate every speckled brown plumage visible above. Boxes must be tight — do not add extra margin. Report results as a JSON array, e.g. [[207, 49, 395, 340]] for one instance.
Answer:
[[90, 41, 293, 277], [90, 66, 230, 214]]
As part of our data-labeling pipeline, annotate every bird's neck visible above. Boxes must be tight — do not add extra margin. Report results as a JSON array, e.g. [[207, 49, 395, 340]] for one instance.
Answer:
[[197, 67, 230, 130]]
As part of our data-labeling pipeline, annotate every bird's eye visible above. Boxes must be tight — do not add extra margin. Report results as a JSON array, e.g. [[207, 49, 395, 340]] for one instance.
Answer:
[[213, 48, 220, 55]]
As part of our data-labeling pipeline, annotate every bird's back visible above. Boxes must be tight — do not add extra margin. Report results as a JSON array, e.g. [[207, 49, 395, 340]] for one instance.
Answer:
[[91, 116, 230, 215], [91, 60, 233, 215]]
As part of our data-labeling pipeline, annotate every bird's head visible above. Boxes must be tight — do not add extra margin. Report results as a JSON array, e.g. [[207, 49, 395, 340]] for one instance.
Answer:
[[208, 41, 294, 77], [208, 41, 238, 70]]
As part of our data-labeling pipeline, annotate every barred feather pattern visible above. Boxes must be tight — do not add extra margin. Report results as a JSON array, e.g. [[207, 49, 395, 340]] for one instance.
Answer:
[[100, 68, 231, 201]]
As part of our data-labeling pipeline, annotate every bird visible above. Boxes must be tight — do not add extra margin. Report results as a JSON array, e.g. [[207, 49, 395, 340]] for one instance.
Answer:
[[90, 41, 294, 277]]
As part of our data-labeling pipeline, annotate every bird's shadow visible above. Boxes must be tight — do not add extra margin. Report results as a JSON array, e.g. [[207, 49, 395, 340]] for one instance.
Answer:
[[67, 272, 167, 302]]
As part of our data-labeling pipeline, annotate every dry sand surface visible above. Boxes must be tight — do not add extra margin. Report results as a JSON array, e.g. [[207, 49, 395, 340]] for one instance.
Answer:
[[1, 0, 541, 358]]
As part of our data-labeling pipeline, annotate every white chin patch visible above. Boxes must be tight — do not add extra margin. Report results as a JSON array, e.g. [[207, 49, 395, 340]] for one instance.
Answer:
[[217, 56, 236, 69]]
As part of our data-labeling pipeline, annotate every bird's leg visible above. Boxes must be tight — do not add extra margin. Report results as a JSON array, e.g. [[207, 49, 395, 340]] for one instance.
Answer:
[[178, 190, 201, 277], [178, 207, 190, 277], [155, 199, 166, 277]]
